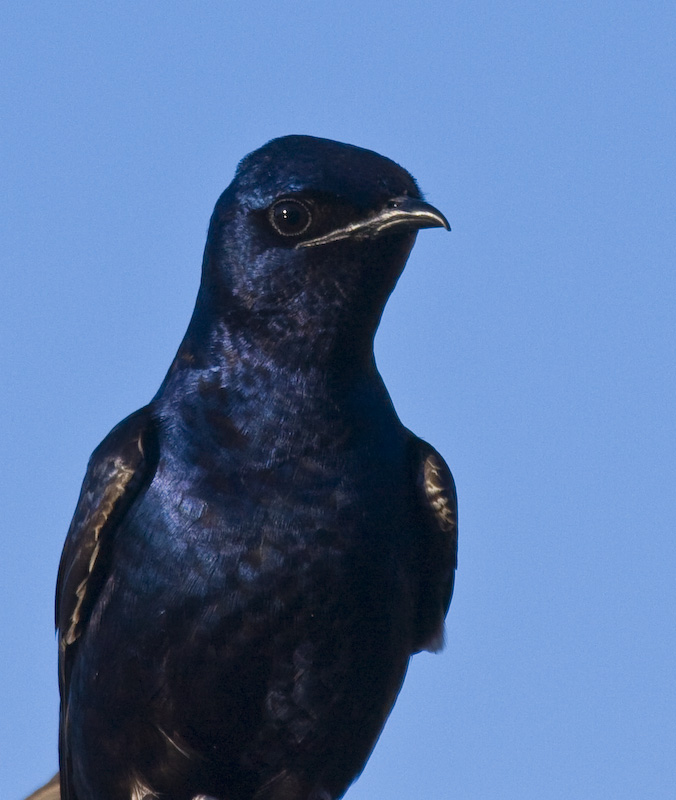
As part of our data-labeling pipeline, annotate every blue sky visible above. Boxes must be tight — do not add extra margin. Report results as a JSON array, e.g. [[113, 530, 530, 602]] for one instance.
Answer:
[[2, 2, 675, 798]]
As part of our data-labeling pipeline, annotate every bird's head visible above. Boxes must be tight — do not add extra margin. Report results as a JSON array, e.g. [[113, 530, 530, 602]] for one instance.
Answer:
[[194, 135, 449, 369]]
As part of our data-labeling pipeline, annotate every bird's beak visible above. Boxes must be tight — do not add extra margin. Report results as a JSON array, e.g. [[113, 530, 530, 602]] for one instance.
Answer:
[[296, 196, 450, 249]]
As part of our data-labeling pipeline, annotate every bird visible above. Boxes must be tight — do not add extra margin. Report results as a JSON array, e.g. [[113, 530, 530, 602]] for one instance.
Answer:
[[54, 134, 457, 800], [24, 774, 61, 800]]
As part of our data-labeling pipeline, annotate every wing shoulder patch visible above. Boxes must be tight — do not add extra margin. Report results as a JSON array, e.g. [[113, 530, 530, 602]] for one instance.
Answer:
[[56, 405, 158, 648], [423, 451, 457, 538], [61, 455, 137, 646], [409, 436, 458, 653]]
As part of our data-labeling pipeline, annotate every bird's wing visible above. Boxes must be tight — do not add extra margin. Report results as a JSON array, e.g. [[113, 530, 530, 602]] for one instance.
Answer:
[[408, 435, 458, 653], [55, 405, 158, 800]]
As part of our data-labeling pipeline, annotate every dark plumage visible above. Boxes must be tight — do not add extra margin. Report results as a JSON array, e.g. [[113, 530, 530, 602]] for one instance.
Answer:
[[55, 135, 457, 800]]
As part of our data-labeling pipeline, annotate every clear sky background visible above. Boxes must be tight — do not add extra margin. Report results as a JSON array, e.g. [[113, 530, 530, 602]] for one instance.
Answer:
[[2, 2, 674, 798]]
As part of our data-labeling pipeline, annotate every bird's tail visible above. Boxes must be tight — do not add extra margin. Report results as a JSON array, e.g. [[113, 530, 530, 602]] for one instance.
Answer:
[[23, 774, 60, 800]]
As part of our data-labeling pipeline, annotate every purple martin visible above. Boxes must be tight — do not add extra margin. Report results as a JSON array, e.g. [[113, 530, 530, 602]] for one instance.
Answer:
[[56, 135, 457, 800]]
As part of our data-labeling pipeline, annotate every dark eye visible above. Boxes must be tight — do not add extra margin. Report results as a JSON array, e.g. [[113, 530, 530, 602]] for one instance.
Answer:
[[268, 198, 312, 237]]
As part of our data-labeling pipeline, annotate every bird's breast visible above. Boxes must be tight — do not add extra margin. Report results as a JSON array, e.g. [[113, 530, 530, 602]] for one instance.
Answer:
[[118, 422, 412, 606]]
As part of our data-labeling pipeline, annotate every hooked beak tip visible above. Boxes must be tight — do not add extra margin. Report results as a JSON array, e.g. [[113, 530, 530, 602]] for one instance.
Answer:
[[387, 196, 450, 232]]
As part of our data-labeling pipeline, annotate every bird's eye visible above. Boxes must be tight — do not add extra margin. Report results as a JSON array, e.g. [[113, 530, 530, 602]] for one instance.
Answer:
[[268, 199, 312, 237]]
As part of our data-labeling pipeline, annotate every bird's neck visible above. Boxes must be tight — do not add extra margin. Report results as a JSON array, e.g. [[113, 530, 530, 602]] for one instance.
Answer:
[[168, 283, 382, 382], [154, 312, 397, 460]]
